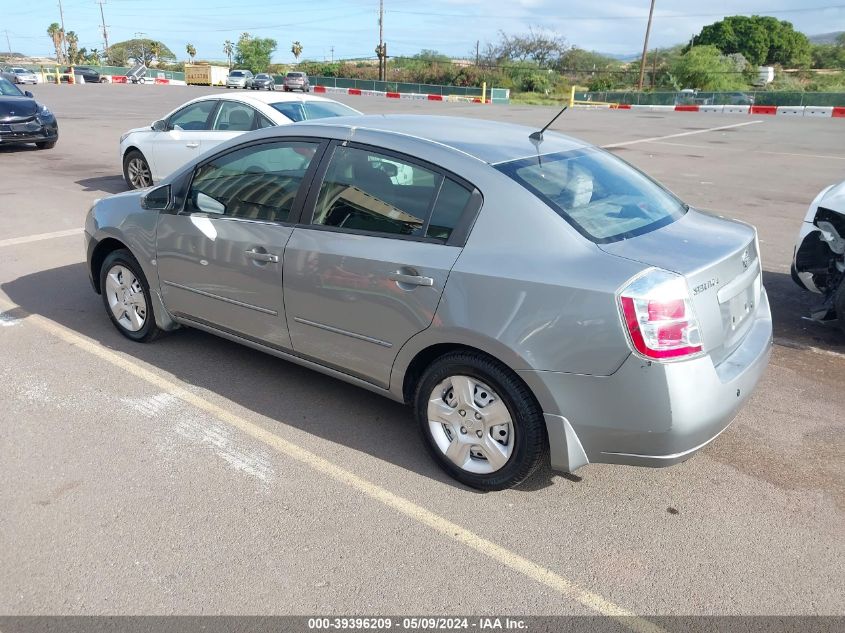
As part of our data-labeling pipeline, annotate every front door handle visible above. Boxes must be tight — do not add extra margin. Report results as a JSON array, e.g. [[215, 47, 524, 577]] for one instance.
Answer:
[[245, 249, 279, 263], [186, 142, 200, 148], [389, 272, 434, 287]]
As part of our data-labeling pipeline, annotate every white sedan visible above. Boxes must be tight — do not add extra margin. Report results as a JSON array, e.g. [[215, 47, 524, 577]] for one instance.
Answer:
[[119, 91, 362, 189]]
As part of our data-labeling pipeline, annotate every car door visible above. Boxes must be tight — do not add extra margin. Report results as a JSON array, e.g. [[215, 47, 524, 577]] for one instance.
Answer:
[[283, 142, 478, 387], [151, 99, 218, 181], [156, 138, 327, 349]]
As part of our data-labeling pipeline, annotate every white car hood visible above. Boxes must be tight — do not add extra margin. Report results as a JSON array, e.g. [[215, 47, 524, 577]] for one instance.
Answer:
[[817, 180, 845, 215]]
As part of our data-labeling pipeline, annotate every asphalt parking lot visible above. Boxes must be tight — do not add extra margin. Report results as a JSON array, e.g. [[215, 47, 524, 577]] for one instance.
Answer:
[[1, 84, 843, 622]]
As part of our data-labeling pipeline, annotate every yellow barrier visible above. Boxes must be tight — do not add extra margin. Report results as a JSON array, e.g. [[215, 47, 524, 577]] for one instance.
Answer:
[[569, 86, 619, 108]]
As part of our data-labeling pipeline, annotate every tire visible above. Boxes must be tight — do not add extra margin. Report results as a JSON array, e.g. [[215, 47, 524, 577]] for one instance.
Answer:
[[122, 149, 153, 190], [835, 278, 845, 336], [35, 140, 56, 150], [99, 249, 163, 343], [414, 351, 548, 491]]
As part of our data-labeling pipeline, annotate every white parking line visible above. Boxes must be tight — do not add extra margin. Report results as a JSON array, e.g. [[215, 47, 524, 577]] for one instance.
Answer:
[[645, 140, 845, 161], [0, 294, 665, 633], [0, 228, 83, 248], [602, 120, 763, 148]]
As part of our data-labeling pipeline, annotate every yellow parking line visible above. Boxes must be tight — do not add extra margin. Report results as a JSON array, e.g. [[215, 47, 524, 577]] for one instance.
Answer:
[[0, 228, 83, 248], [0, 296, 665, 633]]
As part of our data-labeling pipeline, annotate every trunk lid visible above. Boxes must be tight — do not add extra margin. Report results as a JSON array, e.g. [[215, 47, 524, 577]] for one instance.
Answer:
[[600, 209, 762, 365]]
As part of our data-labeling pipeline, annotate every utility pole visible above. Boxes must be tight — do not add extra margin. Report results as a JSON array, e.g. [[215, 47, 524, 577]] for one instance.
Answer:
[[97, 1, 110, 60], [135, 31, 146, 65], [330, 46, 334, 63], [475, 40, 479, 66], [378, 0, 384, 81], [4, 30, 12, 58], [636, 0, 656, 92], [58, 0, 68, 63]]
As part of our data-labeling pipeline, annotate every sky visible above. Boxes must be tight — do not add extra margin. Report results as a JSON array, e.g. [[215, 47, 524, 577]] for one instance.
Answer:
[[3, 0, 844, 63]]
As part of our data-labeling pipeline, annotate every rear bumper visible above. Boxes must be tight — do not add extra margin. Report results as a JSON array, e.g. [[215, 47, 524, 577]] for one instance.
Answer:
[[520, 289, 773, 472]]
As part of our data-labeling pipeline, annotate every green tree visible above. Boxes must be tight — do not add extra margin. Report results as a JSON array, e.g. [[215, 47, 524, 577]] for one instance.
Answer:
[[693, 16, 811, 67], [235, 33, 276, 73], [671, 45, 748, 90], [186, 43, 196, 63], [47, 23, 65, 64], [223, 40, 234, 69], [108, 38, 175, 66], [291, 40, 303, 62]]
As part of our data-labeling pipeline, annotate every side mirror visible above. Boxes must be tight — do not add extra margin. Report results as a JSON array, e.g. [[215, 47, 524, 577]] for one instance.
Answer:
[[151, 119, 167, 132], [140, 184, 171, 210], [24, 91, 33, 98], [195, 192, 226, 215]]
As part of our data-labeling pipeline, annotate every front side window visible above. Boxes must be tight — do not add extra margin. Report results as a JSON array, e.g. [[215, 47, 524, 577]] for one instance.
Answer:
[[168, 100, 216, 131], [186, 141, 320, 223], [312, 146, 441, 237], [496, 148, 687, 243], [212, 101, 258, 131]]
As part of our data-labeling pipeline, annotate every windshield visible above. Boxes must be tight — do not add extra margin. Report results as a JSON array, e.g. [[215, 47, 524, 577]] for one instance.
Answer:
[[256, 74, 269, 79], [0, 78, 24, 96], [496, 148, 687, 243], [270, 100, 358, 122], [12, 68, 27, 73], [229, 71, 244, 77]]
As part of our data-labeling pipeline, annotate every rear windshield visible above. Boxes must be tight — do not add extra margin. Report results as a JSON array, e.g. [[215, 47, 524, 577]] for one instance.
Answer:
[[286, 72, 304, 78], [496, 148, 687, 243], [270, 100, 359, 122]]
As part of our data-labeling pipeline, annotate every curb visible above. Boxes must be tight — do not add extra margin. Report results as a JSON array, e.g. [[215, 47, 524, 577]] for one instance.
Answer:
[[574, 103, 845, 118], [313, 85, 491, 104]]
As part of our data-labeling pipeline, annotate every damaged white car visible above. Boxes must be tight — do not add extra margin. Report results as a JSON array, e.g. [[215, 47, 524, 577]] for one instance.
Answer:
[[792, 181, 845, 332]]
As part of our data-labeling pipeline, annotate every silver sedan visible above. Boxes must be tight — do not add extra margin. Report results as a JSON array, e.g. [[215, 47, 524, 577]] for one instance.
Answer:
[[85, 115, 772, 490]]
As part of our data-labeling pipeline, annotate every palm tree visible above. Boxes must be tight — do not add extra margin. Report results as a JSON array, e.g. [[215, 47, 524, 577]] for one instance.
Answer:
[[223, 40, 234, 69], [291, 41, 303, 63], [47, 23, 65, 64], [66, 31, 79, 65], [186, 43, 196, 63], [149, 41, 162, 66]]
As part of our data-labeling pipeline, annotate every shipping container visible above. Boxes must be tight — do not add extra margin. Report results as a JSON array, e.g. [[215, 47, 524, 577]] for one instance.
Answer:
[[185, 64, 229, 86]]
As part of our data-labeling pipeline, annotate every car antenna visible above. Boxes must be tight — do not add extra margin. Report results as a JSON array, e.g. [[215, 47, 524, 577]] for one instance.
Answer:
[[529, 105, 568, 142]]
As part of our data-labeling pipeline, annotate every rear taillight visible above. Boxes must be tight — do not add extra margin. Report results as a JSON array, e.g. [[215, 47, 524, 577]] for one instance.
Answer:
[[618, 269, 702, 360]]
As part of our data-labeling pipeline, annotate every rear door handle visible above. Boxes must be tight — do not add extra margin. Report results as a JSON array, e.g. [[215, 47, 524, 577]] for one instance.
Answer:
[[185, 142, 200, 148], [389, 273, 434, 287], [245, 249, 279, 263]]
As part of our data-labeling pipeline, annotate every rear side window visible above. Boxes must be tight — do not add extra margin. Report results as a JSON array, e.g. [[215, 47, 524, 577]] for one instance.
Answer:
[[212, 101, 257, 131], [270, 102, 305, 122], [311, 145, 473, 241], [496, 148, 687, 243]]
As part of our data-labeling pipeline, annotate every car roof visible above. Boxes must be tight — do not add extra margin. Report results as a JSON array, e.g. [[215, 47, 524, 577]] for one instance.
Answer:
[[180, 91, 350, 110], [298, 114, 590, 164]]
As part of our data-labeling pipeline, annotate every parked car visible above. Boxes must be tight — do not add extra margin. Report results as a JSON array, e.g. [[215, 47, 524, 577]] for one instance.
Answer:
[[1, 67, 39, 84], [62, 66, 104, 83], [119, 92, 362, 189], [791, 180, 845, 331], [252, 73, 276, 90], [0, 78, 58, 149], [225, 69, 254, 89], [283, 71, 310, 92], [90, 115, 772, 490]]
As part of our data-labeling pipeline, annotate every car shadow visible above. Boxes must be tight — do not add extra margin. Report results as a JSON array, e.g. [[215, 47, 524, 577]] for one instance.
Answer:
[[763, 270, 844, 352], [0, 144, 38, 153], [76, 175, 128, 194], [1, 262, 557, 492]]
